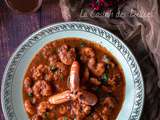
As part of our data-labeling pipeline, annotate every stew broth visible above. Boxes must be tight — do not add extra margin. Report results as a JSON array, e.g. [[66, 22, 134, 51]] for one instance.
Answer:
[[23, 38, 125, 120]]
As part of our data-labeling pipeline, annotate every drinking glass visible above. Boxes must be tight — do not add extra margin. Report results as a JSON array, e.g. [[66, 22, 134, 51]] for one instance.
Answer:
[[5, 0, 43, 13]]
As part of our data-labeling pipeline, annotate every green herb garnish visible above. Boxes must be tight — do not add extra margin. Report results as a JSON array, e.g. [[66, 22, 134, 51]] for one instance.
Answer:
[[43, 112, 49, 120], [50, 66, 58, 73], [28, 93, 33, 97], [73, 114, 77, 120], [95, 88, 101, 93], [80, 42, 85, 47], [67, 76, 70, 87], [117, 75, 121, 80], [63, 116, 68, 120], [91, 87, 101, 94], [54, 113, 57, 120], [39, 52, 45, 59], [103, 55, 110, 63], [60, 75, 64, 81], [101, 73, 109, 84], [77, 55, 81, 62]]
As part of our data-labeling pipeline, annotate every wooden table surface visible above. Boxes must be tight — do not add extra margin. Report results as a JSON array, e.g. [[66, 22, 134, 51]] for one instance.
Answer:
[[1, 0, 157, 120], [0, 0, 64, 119]]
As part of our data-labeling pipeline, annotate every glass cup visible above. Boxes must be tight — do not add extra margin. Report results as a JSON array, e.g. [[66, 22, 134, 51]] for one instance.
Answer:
[[5, 0, 43, 13]]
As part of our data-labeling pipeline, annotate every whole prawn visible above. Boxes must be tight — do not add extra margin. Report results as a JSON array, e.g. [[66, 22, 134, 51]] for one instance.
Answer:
[[49, 61, 97, 106]]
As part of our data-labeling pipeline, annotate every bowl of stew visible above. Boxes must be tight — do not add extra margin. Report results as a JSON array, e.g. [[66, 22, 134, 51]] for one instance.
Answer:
[[1, 22, 144, 120]]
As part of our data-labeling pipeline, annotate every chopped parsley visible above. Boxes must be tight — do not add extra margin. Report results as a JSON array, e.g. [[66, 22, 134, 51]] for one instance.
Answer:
[[63, 116, 68, 120], [60, 75, 64, 81], [103, 55, 110, 63], [28, 92, 33, 97], [43, 112, 49, 120], [91, 87, 101, 94], [101, 73, 109, 84], [80, 42, 85, 47], [50, 66, 58, 73]]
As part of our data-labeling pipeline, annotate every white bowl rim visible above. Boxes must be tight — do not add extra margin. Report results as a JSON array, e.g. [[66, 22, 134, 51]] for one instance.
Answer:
[[1, 21, 144, 120]]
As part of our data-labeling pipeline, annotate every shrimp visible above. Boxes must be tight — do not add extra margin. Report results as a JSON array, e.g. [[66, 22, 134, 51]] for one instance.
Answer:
[[48, 61, 80, 105], [49, 90, 72, 104], [79, 47, 95, 63], [58, 45, 76, 65], [24, 99, 36, 115], [32, 80, 52, 98], [88, 58, 105, 77], [49, 61, 97, 106], [69, 61, 80, 92], [37, 101, 54, 116], [52, 62, 68, 81], [77, 90, 97, 106]]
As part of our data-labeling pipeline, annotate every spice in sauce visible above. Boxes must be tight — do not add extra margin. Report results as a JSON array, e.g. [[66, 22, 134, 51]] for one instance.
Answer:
[[23, 38, 125, 120]]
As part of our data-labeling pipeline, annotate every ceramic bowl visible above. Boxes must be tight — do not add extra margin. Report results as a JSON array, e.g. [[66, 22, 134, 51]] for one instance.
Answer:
[[1, 22, 144, 120]]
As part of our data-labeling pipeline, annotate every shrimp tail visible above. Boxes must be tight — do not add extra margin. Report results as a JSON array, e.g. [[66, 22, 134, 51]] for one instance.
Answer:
[[69, 61, 80, 92]]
